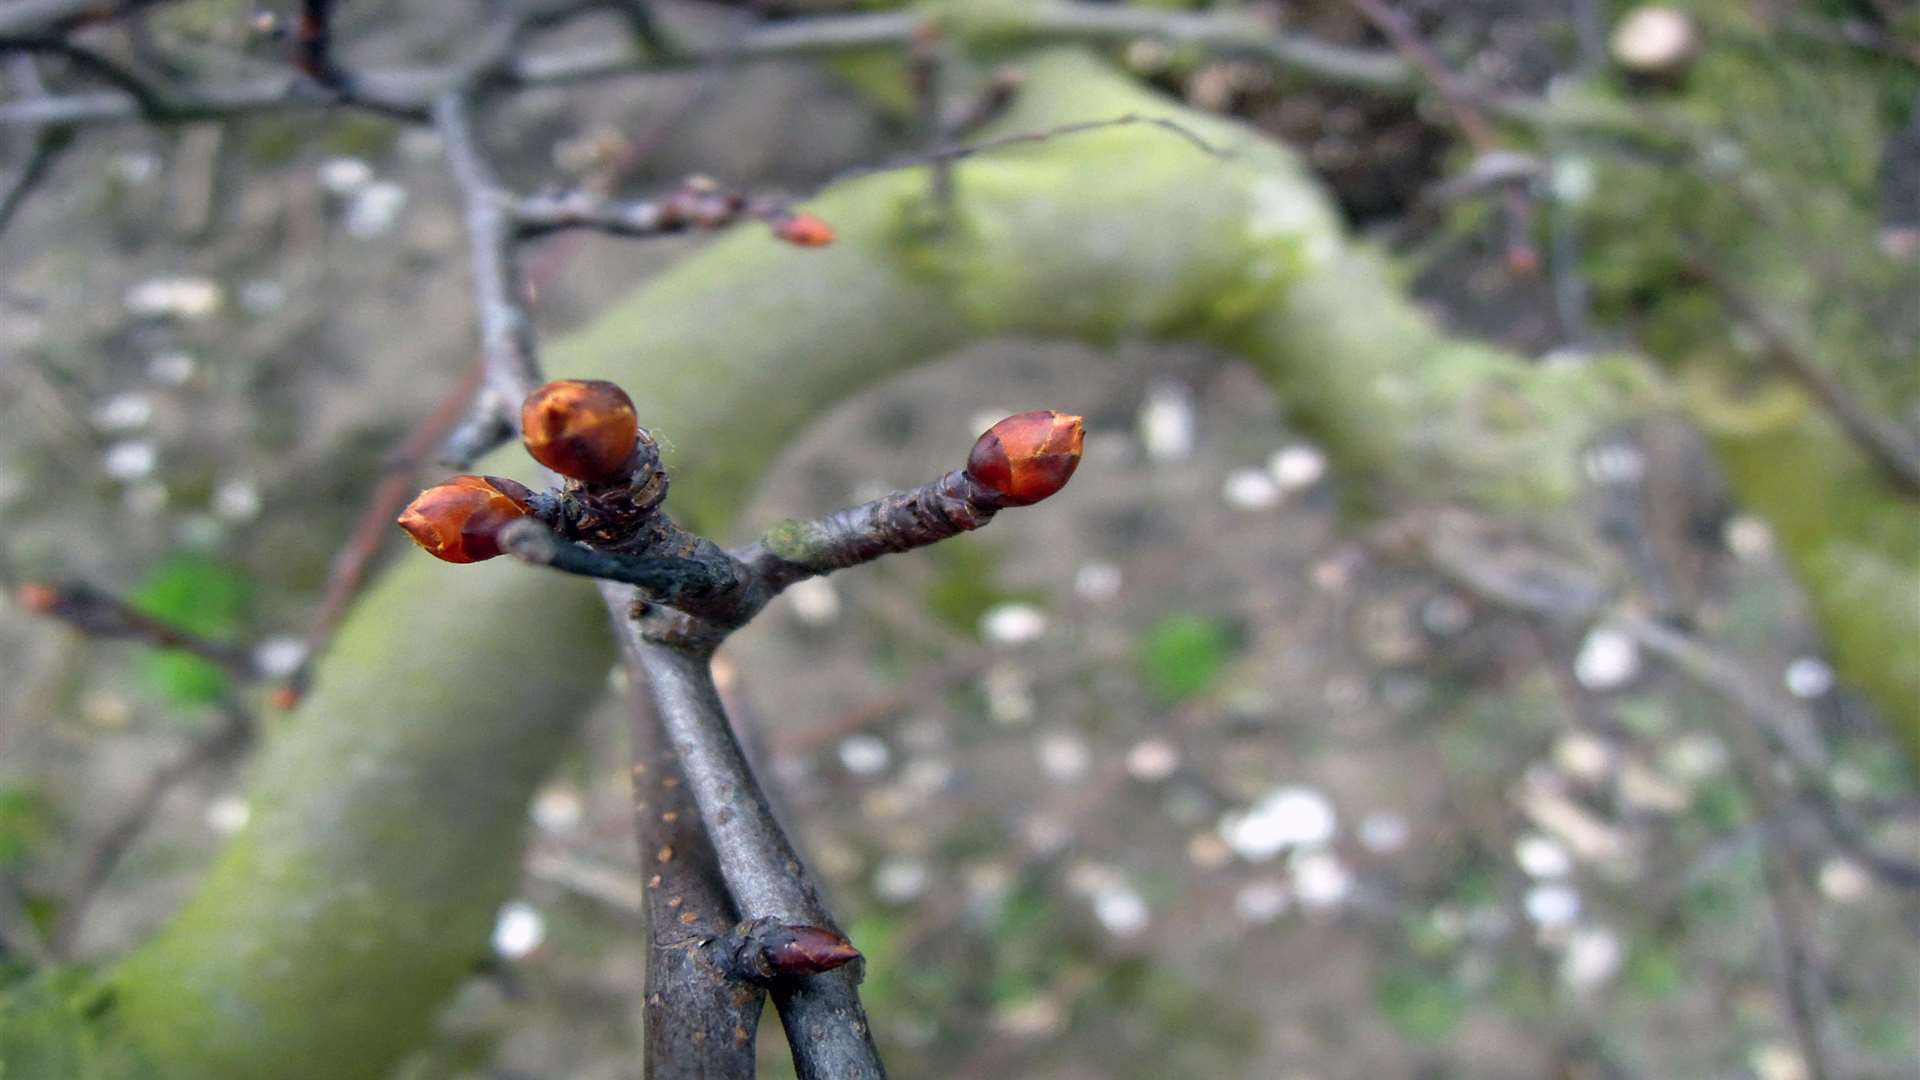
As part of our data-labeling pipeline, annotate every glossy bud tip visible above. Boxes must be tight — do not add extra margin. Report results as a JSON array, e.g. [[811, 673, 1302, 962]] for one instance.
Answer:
[[965, 410, 1085, 506], [521, 379, 640, 483], [397, 474, 535, 563]]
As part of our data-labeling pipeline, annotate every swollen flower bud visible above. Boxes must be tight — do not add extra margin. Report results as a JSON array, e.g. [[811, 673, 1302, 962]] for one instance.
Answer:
[[772, 212, 835, 248], [520, 379, 640, 483], [758, 923, 862, 976], [397, 474, 535, 563], [966, 410, 1085, 505]]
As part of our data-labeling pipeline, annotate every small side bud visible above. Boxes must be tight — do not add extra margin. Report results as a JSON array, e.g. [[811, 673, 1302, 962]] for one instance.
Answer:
[[15, 582, 58, 614], [397, 474, 536, 563], [772, 212, 835, 248], [521, 379, 640, 482], [966, 410, 1085, 505], [268, 685, 301, 711]]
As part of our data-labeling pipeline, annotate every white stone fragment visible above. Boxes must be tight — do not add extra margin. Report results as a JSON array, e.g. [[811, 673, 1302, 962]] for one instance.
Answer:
[[1783, 657, 1834, 700], [1749, 1043, 1808, 1080], [1515, 833, 1573, 879], [1523, 883, 1581, 929], [1553, 732, 1616, 785], [1724, 514, 1773, 560], [1560, 925, 1623, 990], [530, 786, 584, 834], [316, 156, 373, 195], [491, 901, 546, 959], [1124, 738, 1179, 782], [1222, 467, 1281, 510], [147, 350, 198, 385], [213, 477, 262, 522], [1219, 785, 1338, 862], [1234, 879, 1291, 924], [1611, 7, 1699, 74], [102, 440, 157, 481], [1267, 443, 1327, 492], [1358, 812, 1410, 854], [838, 733, 892, 777], [1073, 561, 1122, 602], [1573, 626, 1641, 690], [1817, 858, 1871, 903], [873, 858, 930, 905], [251, 635, 307, 678], [981, 603, 1048, 646], [92, 393, 152, 432], [1137, 379, 1195, 463], [345, 180, 408, 238], [1091, 885, 1150, 937], [1290, 850, 1352, 909], [125, 277, 223, 320], [784, 576, 842, 626], [204, 794, 250, 835], [1038, 731, 1090, 783]]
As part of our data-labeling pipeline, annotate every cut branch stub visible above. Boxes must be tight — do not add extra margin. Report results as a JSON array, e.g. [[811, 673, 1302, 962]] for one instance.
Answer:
[[396, 474, 535, 563], [521, 378, 640, 483], [965, 409, 1084, 505]]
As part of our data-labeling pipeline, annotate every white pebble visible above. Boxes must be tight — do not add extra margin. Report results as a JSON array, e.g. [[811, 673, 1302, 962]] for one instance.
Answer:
[[1724, 514, 1773, 560], [838, 733, 892, 777], [491, 901, 546, 959], [1290, 850, 1352, 909], [1038, 731, 1090, 783], [146, 350, 197, 385], [1514, 833, 1573, 879], [316, 156, 373, 195], [1137, 379, 1195, 463], [102, 440, 157, 481], [873, 858, 930, 905], [530, 786, 584, 834], [1091, 886, 1150, 938], [1220, 786, 1338, 862], [1124, 738, 1179, 782], [213, 477, 262, 522], [1573, 626, 1641, 690], [1523, 883, 1582, 928], [1267, 443, 1327, 491], [1358, 812, 1409, 854], [1222, 467, 1281, 510], [784, 576, 842, 626], [1552, 732, 1615, 784], [251, 635, 307, 677], [1783, 657, 1834, 700], [1817, 858, 1871, 903], [125, 277, 223, 320], [1073, 561, 1122, 602], [1234, 879, 1291, 924], [344, 180, 408, 238], [1611, 6, 1698, 73], [1749, 1043, 1808, 1080], [982, 662, 1034, 725], [1560, 925, 1623, 990], [92, 393, 152, 432], [980, 603, 1048, 646], [203, 794, 250, 835]]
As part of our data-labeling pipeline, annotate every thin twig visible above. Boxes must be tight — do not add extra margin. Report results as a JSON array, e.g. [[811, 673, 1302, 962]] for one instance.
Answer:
[[1689, 255, 1920, 500], [0, 123, 69, 237], [16, 580, 264, 682]]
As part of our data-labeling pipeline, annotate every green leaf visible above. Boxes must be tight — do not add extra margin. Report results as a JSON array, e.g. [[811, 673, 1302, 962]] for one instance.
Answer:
[[1137, 614, 1233, 704], [1376, 965, 1466, 1043], [128, 556, 250, 706]]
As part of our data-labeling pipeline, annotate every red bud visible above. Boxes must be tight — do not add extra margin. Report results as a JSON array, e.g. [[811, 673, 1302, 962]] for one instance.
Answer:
[[759, 924, 861, 976], [16, 582, 58, 614], [397, 474, 535, 563], [966, 410, 1085, 505], [268, 685, 301, 711], [773, 212, 835, 248], [521, 379, 640, 483]]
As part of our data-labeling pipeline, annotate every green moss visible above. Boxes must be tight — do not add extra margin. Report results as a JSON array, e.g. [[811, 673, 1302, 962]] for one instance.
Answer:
[[1137, 613, 1234, 704]]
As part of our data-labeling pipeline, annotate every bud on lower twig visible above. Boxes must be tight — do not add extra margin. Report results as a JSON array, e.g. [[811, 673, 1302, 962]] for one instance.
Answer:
[[520, 379, 640, 483], [396, 474, 535, 563], [965, 410, 1085, 505], [771, 212, 835, 248]]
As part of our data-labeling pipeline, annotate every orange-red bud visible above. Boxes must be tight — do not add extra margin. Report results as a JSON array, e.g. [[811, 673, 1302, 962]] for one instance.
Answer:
[[397, 474, 535, 563], [966, 410, 1084, 505], [772, 212, 835, 248], [15, 582, 58, 614], [759, 924, 862, 976], [268, 684, 301, 711], [520, 379, 640, 483]]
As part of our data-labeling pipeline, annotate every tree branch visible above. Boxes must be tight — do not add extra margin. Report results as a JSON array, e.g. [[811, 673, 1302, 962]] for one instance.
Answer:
[[15, 580, 264, 682]]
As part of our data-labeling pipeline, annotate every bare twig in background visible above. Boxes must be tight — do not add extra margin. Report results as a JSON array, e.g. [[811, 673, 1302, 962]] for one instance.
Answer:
[[49, 700, 254, 958], [15, 581, 264, 682], [1341, 0, 1539, 273], [1688, 256, 1920, 500]]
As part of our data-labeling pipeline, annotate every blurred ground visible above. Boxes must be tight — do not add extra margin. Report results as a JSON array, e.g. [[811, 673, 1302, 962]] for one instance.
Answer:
[[2, 2, 1918, 1079]]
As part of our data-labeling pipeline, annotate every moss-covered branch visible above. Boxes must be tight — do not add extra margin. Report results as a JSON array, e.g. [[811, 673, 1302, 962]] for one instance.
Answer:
[[23, 45, 1903, 1078]]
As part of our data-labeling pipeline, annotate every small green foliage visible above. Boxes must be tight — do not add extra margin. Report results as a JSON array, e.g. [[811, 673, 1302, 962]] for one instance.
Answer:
[[0, 785, 50, 873], [1375, 964, 1467, 1043], [1136, 613, 1234, 704], [129, 556, 250, 706]]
